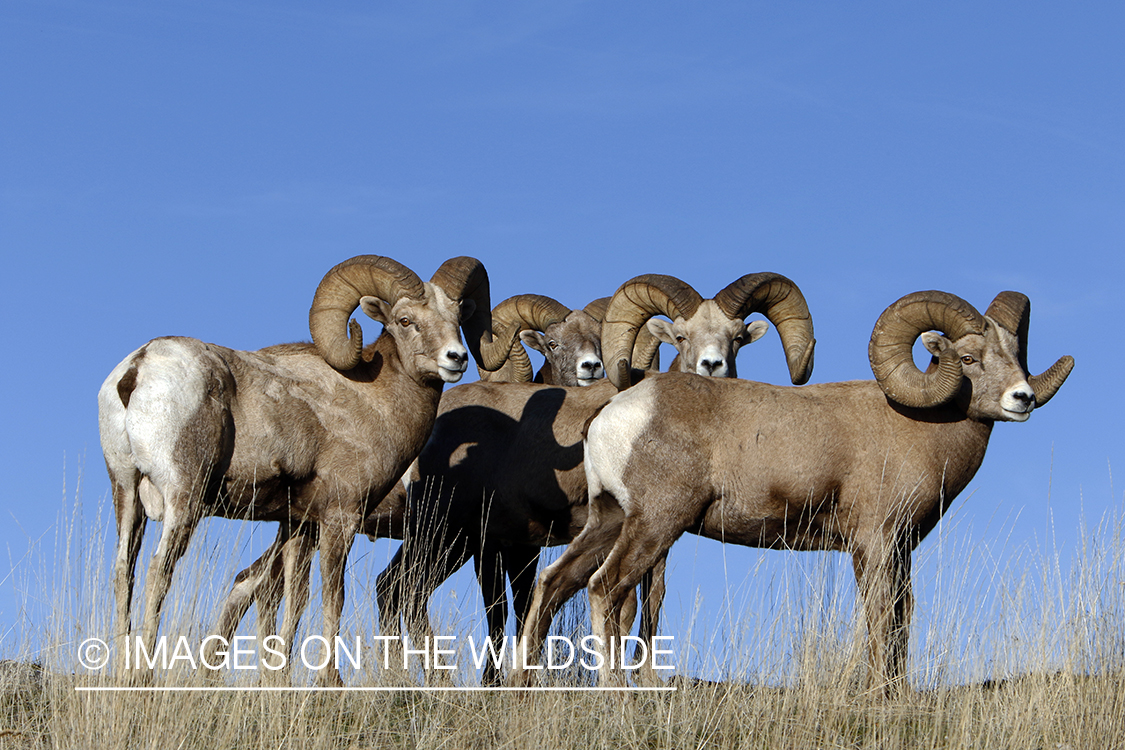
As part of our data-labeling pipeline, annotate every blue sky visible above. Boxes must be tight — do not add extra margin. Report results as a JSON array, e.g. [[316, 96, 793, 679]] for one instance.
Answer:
[[1, 2, 1121, 681]]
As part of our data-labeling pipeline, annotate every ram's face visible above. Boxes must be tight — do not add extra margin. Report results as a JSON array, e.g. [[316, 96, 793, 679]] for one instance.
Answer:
[[520, 310, 604, 386], [364, 284, 468, 384], [922, 320, 1035, 422], [646, 300, 769, 379]]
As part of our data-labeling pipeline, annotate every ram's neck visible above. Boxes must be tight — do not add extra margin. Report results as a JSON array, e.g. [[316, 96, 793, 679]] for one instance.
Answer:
[[355, 332, 446, 414]]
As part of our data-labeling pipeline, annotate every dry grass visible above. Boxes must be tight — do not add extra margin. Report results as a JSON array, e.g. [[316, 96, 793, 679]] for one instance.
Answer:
[[1, 483, 1123, 750], [1, 666, 1121, 749]]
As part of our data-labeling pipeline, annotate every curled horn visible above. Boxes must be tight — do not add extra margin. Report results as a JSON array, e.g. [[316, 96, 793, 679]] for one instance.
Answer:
[[1028, 356, 1075, 407], [985, 291, 1074, 407], [631, 328, 662, 372], [582, 297, 610, 322], [478, 337, 535, 383], [869, 291, 986, 409], [428, 257, 507, 372], [475, 294, 571, 383], [585, 296, 661, 373], [309, 255, 425, 371], [714, 273, 816, 385], [491, 294, 572, 344], [602, 275, 703, 390]]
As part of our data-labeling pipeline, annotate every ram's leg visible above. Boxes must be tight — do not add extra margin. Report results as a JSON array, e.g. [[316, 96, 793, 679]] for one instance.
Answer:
[[503, 543, 541, 641], [111, 472, 146, 679], [244, 552, 287, 685], [256, 522, 316, 683], [467, 541, 539, 686], [852, 536, 913, 697], [277, 523, 318, 658], [315, 513, 359, 688], [634, 551, 668, 685], [374, 544, 411, 681], [375, 529, 470, 683], [392, 480, 474, 682], [619, 585, 639, 637], [474, 539, 509, 687], [586, 535, 658, 683], [138, 501, 200, 680], [410, 540, 470, 684], [510, 494, 624, 685], [588, 505, 691, 685], [252, 541, 288, 676], [638, 552, 667, 643], [205, 524, 287, 670], [375, 537, 461, 683], [375, 545, 407, 640], [399, 537, 448, 650]]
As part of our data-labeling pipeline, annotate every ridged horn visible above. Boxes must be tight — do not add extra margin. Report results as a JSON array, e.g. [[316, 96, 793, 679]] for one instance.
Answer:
[[985, 291, 1074, 407], [985, 292, 1031, 371], [632, 326, 662, 372], [602, 275, 704, 390], [582, 297, 610, 322], [474, 294, 571, 383], [492, 295, 572, 341], [585, 296, 659, 372], [478, 337, 535, 383], [309, 255, 425, 371], [1028, 355, 1074, 407], [869, 291, 985, 408], [428, 256, 506, 372], [714, 272, 816, 385], [490, 294, 574, 374]]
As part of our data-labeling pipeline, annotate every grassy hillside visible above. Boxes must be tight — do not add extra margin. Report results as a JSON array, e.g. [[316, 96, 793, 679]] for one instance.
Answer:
[[1, 488, 1122, 749]]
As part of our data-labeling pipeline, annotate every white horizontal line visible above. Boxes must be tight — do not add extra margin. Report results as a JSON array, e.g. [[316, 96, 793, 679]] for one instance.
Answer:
[[76, 686, 677, 693]]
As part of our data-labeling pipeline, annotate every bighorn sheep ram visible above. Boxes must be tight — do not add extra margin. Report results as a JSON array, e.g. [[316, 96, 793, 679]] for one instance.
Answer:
[[202, 292, 617, 672], [98, 255, 510, 685], [377, 272, 816, 685], [478, 295, 610, 387], [511, 290, 1073, 692]]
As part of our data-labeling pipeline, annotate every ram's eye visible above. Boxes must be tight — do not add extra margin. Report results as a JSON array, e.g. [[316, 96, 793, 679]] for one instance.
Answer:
[[547, 340, 559, 350], [399, 317, 411, 327], [675, 335, 686, 344], [961, 355, 976, 365]]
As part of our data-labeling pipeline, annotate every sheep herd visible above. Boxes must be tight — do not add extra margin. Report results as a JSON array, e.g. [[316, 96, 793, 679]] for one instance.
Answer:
[[98, 255, 1073, 693]]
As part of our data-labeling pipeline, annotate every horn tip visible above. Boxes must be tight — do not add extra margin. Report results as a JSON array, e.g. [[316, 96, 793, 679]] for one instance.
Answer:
[[611, 359, 632, 391], [789, 339, 816, 385]]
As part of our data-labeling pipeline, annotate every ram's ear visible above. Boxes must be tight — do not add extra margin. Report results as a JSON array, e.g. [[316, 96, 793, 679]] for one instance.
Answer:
[[520, 329, 549, 355], [744, 320, 769, 344], [645, 318, 676, 345], [920, 331, 951, 357], [359, 296, 393, 325]]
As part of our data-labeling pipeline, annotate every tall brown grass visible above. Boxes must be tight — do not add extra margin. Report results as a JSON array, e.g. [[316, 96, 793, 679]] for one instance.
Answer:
[[1, 477, 1122, 749]]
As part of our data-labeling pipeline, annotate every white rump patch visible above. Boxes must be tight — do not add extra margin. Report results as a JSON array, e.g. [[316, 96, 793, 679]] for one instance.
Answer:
[[121, 339, 212, 497], [584, 381, 656, 515]]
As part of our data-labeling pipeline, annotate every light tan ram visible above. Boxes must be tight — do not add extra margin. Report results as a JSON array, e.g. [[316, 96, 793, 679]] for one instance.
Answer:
[[512, 290, 1073, 693], [478, 295, 611, 387], [98, 255, 508, 685]]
